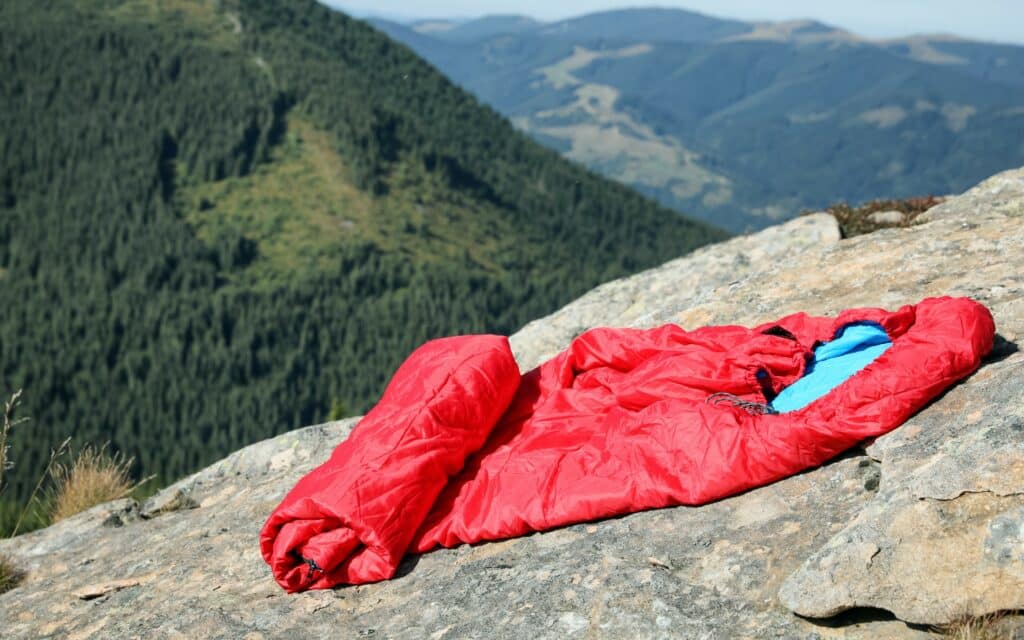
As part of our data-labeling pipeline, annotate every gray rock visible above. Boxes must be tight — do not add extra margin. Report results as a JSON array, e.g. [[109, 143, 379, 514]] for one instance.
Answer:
[[867, 210, 905, 225], [140, 488, 199, 519], [0, 434, 924, 639], [511, 213, 840, 370], [779, 353, 1024, 624], [918, 167, 1024, 222], [3, 169, 1024, 637]]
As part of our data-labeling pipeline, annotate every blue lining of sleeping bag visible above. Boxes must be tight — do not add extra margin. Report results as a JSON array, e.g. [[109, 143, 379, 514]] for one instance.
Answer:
[[770, 322, 892, 413]]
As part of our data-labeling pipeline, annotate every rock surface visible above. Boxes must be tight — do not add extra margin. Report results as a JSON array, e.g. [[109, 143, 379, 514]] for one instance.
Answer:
[[140, 488, 199, 519], [866, 209, 905, 225], [2, 168, 1024, 638], [511, 213, 840, 370]]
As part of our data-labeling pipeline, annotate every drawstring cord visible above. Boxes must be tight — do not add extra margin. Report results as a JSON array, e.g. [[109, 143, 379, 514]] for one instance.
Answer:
[[302, 556, 324, 581], [706, 392, 778, 415]]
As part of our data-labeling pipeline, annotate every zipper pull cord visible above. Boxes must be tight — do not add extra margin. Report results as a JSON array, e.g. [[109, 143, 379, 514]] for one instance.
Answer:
[[706, 392, 778, 415], [302, 556, 324, 581]]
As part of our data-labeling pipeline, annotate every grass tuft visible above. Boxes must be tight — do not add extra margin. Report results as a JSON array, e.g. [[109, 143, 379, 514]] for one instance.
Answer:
[[0, 553, 23, 594], [804, 195, 945, 238], [0, 390, 28, 496], [936, 612, 1016, 640], [48, 445, 139, 523]]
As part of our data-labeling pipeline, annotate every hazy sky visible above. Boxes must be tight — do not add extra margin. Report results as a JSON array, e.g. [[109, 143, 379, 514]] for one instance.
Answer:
[[324, 1, 1024, 45]]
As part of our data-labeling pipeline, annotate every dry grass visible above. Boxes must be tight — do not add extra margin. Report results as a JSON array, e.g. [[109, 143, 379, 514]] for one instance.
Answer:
[[937, 612, 1016, 640], [0, 553, 23, 594], [3, 389, 150, 536], [802, 195, 945, 238], [0, 390, 28, 496], [48, 445, 139, 523]]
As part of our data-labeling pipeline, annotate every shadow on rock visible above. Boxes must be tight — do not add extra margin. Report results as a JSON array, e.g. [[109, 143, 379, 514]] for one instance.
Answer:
[[985, 333, 1019, 365], [801, 606, 932, 633], [393, 553, 423, 580]]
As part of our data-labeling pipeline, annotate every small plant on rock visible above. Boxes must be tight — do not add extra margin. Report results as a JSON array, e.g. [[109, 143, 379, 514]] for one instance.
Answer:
[[48, 445, 141, 523], [0, 390, 28, 497], [1, 390, 28, 593], [937, 612, 1014, 640], [804, 195, 945, 238], [0, 553, 23, 594]]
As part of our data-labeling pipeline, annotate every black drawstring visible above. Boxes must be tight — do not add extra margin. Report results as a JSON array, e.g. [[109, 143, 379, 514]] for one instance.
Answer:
[[706, 392, 778, 415], [302, 556, 323, 581]]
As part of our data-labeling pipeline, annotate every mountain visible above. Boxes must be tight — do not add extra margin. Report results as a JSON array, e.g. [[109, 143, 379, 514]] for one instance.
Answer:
[[371, 8, 1024, 231], [0, 0, 723, 524], [411, 15, 541, 41], [533, 8, 749, 43]]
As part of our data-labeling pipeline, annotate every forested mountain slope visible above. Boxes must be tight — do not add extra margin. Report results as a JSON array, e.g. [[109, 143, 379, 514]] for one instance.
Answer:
[[373, 9, 1024, 231], [0, 0, 723, 526]]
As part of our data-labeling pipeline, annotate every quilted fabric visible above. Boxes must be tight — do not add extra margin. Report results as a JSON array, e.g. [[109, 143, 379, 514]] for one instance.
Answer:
[[261, 297, 994, 592]]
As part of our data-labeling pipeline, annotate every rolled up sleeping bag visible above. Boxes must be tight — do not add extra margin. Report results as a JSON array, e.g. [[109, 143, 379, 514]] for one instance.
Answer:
[[259, 335, 520, 592]]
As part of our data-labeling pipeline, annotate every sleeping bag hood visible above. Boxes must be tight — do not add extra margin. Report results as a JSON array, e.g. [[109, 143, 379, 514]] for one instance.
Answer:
[[261, 296, 994, 592]]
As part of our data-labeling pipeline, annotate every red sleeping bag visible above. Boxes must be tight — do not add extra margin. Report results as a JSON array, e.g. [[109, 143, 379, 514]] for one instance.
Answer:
[[261, 297, 994, 592]]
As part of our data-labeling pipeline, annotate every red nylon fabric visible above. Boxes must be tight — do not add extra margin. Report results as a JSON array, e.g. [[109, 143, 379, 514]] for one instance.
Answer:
[[260, 297, 994, 592]]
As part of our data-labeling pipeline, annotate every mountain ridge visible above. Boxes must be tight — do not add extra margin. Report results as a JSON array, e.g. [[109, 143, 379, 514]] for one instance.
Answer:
[[372, 7, 1024, 231], [396, 7, 1020, 50]]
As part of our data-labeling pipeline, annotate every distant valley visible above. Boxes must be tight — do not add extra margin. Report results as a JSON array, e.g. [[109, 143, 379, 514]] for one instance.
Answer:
[[372, 9, 1024, 231]]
